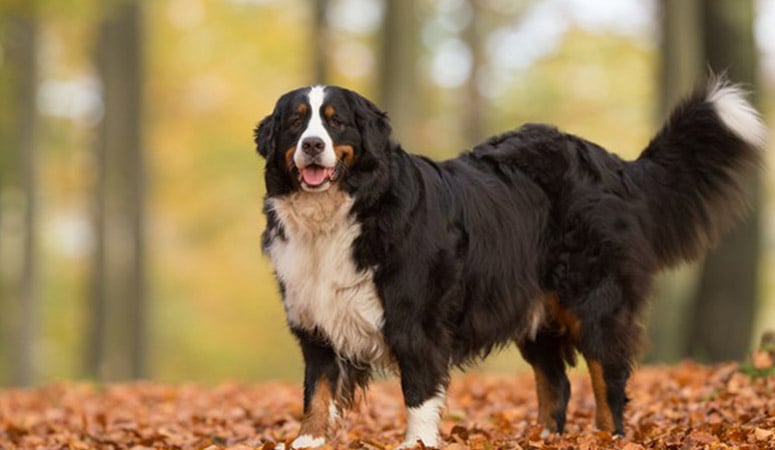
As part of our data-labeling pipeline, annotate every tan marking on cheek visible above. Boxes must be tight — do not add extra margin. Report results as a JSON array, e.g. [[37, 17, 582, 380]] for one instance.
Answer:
[[335, 145, 354, 166], [587, 360, 615, 433], [298, 376, 333, 439], [324, 104, 335, 119], [285, 145, 296, 171]]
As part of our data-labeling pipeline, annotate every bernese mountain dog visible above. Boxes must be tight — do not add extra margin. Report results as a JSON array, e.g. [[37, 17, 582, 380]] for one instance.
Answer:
[[253, 77, 765, 448]]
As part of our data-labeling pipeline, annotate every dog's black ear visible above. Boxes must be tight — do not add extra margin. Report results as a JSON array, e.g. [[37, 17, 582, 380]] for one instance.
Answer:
[[347, 90, 392, 157], [254, 113, 276, 159]]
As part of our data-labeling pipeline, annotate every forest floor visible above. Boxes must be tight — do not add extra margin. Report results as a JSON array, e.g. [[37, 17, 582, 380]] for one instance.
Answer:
[[1, 360, 774, 449]]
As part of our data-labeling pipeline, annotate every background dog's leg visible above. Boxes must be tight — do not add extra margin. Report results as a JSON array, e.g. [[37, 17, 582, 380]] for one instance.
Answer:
[[519, 331, 571, 437]]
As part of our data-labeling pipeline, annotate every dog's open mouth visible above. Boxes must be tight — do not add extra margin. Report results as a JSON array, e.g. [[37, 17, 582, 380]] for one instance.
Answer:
[[299, 164, 334, 187], [296, 161, 345, 190]]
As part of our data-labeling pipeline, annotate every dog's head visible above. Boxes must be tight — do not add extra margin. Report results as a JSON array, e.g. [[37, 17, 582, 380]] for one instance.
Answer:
[[255, 86, 392, 197]]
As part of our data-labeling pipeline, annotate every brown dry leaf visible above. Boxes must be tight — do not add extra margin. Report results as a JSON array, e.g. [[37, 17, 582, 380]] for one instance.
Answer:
[[449, 424, 470, 442], [621, 443, 645, 450], [726, 372, 751, 394], [1, 362, 774, 449], [751, 350, 773, 370], [686, 429, 718, 444], [445, 443, 470, 450], [754, 427, 773, 442]]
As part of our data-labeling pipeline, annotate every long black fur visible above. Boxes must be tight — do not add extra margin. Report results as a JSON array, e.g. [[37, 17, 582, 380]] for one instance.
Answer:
[[255, 79, 764, 439]]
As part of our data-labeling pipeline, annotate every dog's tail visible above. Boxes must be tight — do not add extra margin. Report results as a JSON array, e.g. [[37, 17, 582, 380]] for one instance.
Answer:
[[630, 76, 766, 269]]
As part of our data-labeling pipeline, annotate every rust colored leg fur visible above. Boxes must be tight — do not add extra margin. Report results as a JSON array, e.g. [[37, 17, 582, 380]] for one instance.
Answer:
[[519, 330, 571, 435], [581, 356, 630, 435], [297, 376, 333, 441], [573, 279, 635, 437], [585, 359, 616, 432], [563, 275, 639, 436]]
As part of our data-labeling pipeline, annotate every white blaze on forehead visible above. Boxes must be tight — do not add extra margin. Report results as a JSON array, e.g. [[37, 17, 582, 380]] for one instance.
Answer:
[[294, 85, 336, 168]]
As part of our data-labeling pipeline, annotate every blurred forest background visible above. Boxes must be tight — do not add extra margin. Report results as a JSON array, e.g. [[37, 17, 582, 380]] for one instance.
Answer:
[[0, 0, 774, 387]]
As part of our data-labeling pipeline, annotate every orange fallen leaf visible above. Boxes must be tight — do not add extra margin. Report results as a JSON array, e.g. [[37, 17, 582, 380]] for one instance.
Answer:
[[686, 430, 718, 444], [754, 427, 773, 442], [621, 443, 645, 450], [751, 350, 773, 370]]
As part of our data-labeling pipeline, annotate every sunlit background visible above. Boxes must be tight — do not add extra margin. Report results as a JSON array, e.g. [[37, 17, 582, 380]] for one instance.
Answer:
[[1, 0, 774, 386]]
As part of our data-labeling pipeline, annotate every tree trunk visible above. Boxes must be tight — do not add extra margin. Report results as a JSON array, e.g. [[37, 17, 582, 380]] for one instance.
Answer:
[[378, 0, 418, 144], [86, 0, 147, 381], [461, 0, 486, 146], [646, 0, 702, 363], [0, 4, 40, 387], [687, 0, 760, 361], [312, 0, 329, 84]]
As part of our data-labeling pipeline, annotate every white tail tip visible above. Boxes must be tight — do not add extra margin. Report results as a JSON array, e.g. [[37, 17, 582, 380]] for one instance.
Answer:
[[707, 78, 768, 149]]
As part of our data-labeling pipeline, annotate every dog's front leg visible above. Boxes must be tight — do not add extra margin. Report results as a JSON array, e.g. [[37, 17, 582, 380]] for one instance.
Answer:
[[286, 328, 341, 449], [388, 327, 449, 448], [399, 383, 447, 449]]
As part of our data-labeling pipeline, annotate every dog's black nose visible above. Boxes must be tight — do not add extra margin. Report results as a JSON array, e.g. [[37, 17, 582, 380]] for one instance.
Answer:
[[301, 137, 325, 156]]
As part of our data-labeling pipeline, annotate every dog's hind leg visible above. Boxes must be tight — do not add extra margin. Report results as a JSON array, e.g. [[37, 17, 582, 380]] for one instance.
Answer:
[[572, 278, 640, 436], [519, 330, 572, 437], [582, 355, 630, 436]]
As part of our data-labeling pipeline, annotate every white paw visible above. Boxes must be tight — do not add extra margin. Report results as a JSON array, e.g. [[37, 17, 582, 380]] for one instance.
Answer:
[[540, 428, 551, 439], [402, 390, 445, 449], [274, 444, 286, 450], [289, 434, 326, 449]]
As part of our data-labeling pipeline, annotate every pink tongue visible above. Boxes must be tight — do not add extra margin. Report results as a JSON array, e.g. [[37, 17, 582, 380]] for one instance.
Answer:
[[301, 166, 330, 186]]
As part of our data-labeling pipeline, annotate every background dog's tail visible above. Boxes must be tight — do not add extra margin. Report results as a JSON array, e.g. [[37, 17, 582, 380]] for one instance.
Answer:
[[630, 76, 766, 269]]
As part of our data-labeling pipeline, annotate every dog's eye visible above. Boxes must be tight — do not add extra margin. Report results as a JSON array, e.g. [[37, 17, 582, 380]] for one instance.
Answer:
[[290, 117, 303, 129], [329, 116, 344, 129]]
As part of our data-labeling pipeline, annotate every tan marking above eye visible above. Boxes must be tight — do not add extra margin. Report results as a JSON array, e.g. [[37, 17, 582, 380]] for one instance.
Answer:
[[324, 104, 336, 119], [296, 103, 308, 115]]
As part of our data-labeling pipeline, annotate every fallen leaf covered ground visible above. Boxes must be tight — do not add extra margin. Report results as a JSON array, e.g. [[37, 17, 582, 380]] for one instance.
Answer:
[[1, 361, 773, 449]]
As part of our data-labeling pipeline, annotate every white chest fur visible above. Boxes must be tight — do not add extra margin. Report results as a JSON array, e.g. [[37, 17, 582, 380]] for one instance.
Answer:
[[266, 188, 389, 365]]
